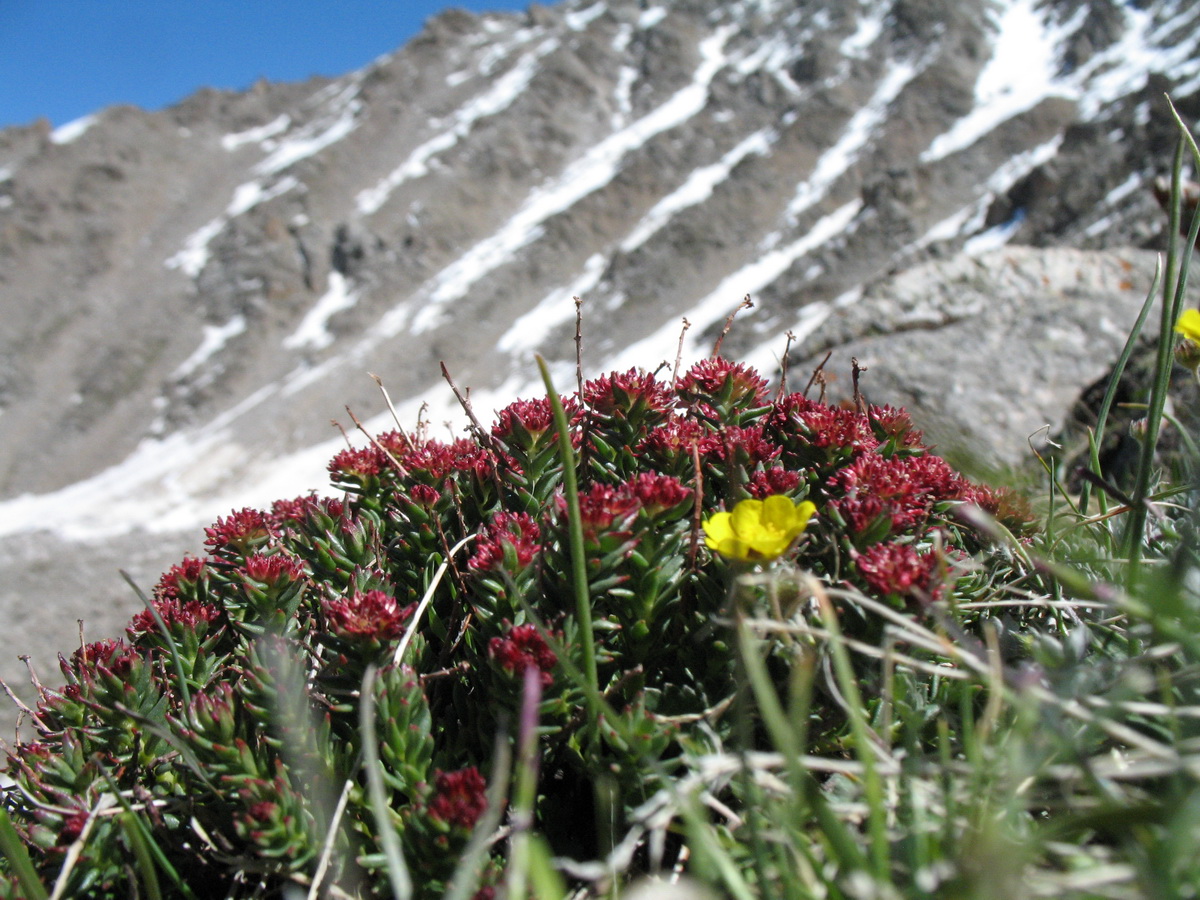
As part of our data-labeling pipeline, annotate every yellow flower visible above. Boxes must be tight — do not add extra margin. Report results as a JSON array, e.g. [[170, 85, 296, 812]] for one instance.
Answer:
[[1176, 308, 1200, 374], [702, 495, 817, 562], [1176, 308, 1200, 343]]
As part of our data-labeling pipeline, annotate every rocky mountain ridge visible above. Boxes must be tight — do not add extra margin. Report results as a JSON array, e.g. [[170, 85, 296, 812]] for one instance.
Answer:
[[1, 0, 1199, 699]]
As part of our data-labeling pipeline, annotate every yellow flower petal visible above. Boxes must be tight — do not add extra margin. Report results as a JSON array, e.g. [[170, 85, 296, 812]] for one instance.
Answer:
[[1176, 308, 1200, 344], [701, 495, 818, 562], [702, 511, 735, 551]]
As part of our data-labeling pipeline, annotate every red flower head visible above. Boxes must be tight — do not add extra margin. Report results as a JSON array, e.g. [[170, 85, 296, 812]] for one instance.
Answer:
[[69, 639, 137, 677], [869, 405, 926, 450], [623, 472, 692, 517], [270, 494, 324, 529], [403, 438, 494, 484], [638, 416, 724, 462], [583, 368, 675, 420], [204, 508, 275, 555], [492, 395, 582, 446], [828, 453, 964, 539], [329, 446, 386, 480], [746, 467, 803, 499], [407, 483, 443, 509], [128, 596, 221, 640], [375, 429, 412, 457], [767, 395, 880, 466], [489, 624, 558, 687], [241, 553, 308, 588], [854, 542, 941, 604], [428, 766, 488, 830], [153, 556, 210, 603], [563, 482, 641, 542], [323, 590, 415, 643], [676, 358, 770, 410], [470, 511, 542, 572], [57, 810, 90, 847], [722, 425, 781, 466]]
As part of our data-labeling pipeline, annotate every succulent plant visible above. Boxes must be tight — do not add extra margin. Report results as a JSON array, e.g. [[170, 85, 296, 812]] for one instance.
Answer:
[[0, 357, 1032, 898]]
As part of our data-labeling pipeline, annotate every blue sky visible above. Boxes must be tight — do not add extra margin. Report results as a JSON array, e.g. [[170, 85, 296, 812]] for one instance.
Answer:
[[0, 1, 534, 129]]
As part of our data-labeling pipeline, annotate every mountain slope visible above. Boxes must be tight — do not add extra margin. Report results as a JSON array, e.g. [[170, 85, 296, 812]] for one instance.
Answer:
[[0, 0, 1197, 536]]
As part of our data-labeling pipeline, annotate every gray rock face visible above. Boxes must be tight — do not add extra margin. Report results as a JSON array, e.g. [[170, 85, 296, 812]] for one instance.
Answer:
[[1, 0, 1199, 712], [795, 246, 1196, 471]]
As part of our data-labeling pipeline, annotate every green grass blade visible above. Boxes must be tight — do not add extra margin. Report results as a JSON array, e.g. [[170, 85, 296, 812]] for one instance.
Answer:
[[536, 355, 598, 707], [119, 812, 163, 900], [0, 806, 50, 900], [525, 833, 568, 900], [1082, 258, 1160, 516]]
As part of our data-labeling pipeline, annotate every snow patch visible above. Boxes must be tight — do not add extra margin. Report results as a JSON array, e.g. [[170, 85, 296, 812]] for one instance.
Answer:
[[921, 0, 1086, 163], [621, 128, 776, 252], [173, 315, 247, 380], [221, 115, 291, 151], [639, 7, 667, 28], [356, 38, 560, 216], [255, 82, 361, 176], [914, 136, 1063, 248], [840, 3, 887, 58], [963, 211, 1024, 254], [283, 272, 360, 351], [498, 253, 608, 354], [786, 59, 920, 223], [609, 200, 863, 370], [49, 114, 97, 144], [165, 177, 299, 277], [565, 2, 606, 31], [407, 25, 738, 335]]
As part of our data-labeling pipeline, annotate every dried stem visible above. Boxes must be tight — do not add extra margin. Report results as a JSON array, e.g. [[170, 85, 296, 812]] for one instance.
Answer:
[[804, 350, 832, 399], [851, 357, 868, 415], [778, 330, 796, 399], [712, 295, 753, 358], [674, 317, 692, 385], [369, 373, 411, 445], [345, 406, 408, 477], [574, 296, 584, 400]]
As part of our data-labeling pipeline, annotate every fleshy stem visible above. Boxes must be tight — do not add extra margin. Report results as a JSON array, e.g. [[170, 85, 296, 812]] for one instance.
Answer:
[[536, 355, 598, 708]]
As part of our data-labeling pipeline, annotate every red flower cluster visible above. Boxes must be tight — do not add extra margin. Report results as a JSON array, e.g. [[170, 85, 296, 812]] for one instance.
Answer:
[[828, 453, 963, 537], [428, 766, 488, 830], [566, 482, 642, 541], [68, 639, 137, 677], [328, 446, 386, 480], [204, 508, 275, 553], [489, 624, 557, 687], [746, 467, 802, 498], [638, 416, 723, 461], [241, 553, 308, 587], [855, 542, 941, 602], [676, 358, 770, 408], [492, 395, 581, 442], [323, 590, 415, 642], [404, 438, 494, 484], [768, 395, 880, 458], [722, 425, 781, 466], [470, 512, 542, 572], [583, 368, 676, 419], [623, 472, 692, 516], [128, 596, 221, 639], [153, 556, 210, 602]]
